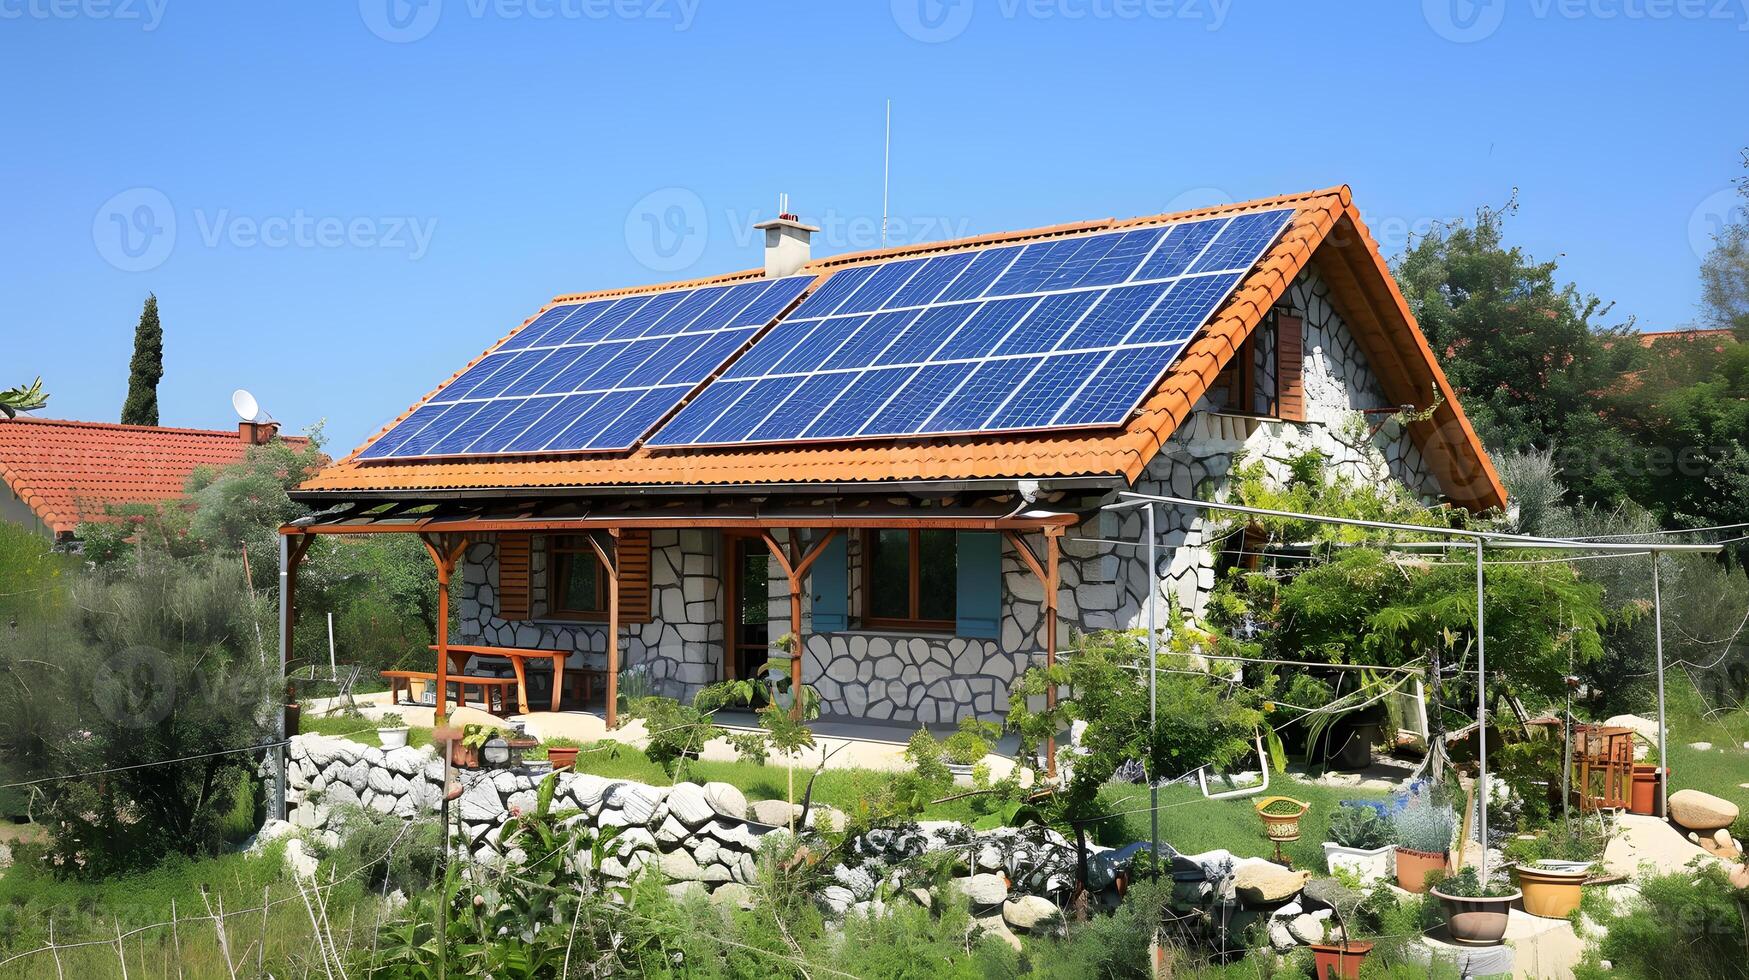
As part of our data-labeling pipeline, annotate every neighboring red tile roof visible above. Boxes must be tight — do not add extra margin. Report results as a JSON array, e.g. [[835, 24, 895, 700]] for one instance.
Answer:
[[0, 417, 310, 535], [1636, 328, 1736, 349], [301, 186, 1506, 512]]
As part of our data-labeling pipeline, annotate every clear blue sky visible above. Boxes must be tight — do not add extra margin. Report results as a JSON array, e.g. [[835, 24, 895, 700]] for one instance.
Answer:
[[3, 1, 1745, 452]]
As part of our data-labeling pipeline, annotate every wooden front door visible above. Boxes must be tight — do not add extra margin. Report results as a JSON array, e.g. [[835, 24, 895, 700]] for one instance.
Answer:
[[722, 533, 770, 682]]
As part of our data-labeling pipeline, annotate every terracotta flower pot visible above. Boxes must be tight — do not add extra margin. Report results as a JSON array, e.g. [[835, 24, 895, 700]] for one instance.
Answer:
[[1432, 886, 1521, 946], [546, 746, 580, 771], [1309, 940, 1373, 980], [1515, 865, 1587, 919], [1630, 764, 1659, 815], [1394, 846, 1448, 893]]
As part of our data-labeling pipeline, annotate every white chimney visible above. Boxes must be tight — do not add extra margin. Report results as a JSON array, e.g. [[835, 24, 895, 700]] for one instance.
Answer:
[[752, 195, 819, 278]]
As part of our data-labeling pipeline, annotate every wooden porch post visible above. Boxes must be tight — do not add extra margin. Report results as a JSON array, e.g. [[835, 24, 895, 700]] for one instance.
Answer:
[[421, 533, 469, 727], [587, 531, 621, 728], [1004, 528, 1062, 779], [760, 529, 840, 720], [275, 531, 313, 822]]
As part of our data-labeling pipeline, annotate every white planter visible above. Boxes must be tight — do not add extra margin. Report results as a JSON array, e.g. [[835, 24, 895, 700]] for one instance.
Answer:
[[1322, 842, 1395, 885], [377, 727, 410, 750]]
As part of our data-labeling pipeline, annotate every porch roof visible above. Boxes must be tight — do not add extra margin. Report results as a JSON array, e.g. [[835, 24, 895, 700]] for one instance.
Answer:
[[279, 495, 1080, 536]]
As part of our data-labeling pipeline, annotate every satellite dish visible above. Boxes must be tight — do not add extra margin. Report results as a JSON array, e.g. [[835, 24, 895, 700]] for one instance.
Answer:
[[232, 388, 265, 423]]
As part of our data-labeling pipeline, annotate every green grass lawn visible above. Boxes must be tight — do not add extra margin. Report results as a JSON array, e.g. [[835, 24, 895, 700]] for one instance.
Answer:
[[1656, 674, 1749, 817], [298, 712, 434, 750], [1091, 778, 1395, 869]]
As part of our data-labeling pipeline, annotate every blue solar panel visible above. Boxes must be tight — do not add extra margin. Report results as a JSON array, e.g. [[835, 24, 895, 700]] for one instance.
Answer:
[[359, 274, 813, 460], [646, 208, 1292, 448]]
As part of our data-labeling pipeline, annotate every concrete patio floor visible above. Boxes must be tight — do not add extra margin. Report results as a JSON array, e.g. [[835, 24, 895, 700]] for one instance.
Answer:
[[318, 690, 1029, 779]]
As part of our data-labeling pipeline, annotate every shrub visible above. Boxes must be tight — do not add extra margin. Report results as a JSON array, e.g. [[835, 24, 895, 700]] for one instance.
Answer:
[[1434, 865, 1515, 898], [1327, 805, 1391, 850], [0, 557, 276, 875], [942, 717, 1001, 766], [1392, 794, 1456, 853], [376, 712, 405, 729], [1575, 863, 1749, 980]]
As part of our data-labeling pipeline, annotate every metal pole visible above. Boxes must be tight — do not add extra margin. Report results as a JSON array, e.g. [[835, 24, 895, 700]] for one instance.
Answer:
[[1652, 555, 1669, 818], [1474, 540, 1488, 883], [1147, 503, 1159, 866], [274, 534, 289, 822]]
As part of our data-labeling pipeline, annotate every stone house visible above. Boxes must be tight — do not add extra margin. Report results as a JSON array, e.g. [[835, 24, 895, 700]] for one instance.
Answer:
[[284, 186, 1503, 729]]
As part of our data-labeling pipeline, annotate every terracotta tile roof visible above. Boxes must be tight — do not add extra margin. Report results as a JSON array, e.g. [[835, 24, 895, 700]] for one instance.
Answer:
[[0, 417, 310, 535], [300, 186, 1506, 512], [1635, 328, 1737, 349]]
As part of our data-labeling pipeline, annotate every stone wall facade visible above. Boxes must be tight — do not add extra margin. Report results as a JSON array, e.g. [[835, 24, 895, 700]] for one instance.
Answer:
[[454, 264, 1446, 724]]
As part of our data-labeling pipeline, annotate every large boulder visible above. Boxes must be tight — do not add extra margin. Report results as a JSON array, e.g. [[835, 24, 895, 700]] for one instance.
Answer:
[[751, 799, 800, 828], [1669, 789, 1738, 832], [962, 872, 1009, 907], [1233, 862, 1310, 906], [1001, 895, 1060, 932]]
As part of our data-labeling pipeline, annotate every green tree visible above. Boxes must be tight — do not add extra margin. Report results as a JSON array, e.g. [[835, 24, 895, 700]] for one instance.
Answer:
[[1394, 200, 1640, 504], [121, 293, 163, 426], [0, 377, 48, 418]]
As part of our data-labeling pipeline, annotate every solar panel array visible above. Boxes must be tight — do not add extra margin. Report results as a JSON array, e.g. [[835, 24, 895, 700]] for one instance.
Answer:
[[358, 275, 813, 459], [645, 208, 1292, 448]]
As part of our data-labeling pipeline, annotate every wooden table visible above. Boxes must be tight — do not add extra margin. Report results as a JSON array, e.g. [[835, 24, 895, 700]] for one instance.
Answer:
[[431, 643, 569, 715]]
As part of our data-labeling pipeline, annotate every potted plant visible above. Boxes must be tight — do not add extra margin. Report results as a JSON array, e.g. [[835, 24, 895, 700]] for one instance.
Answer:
[[1391, 795, 1455, 893], [376, 712, 410, 750], [453, 723, 505, 769], [544, 741, 581, 771], [942, 717, 1001, 777], [1431, 866, 1520, 946], [1508, 818, 1605, 919], [1255, 796, 1311, 864], [1323, 805, 1395, 885], [1302, 878, 1374, 980]]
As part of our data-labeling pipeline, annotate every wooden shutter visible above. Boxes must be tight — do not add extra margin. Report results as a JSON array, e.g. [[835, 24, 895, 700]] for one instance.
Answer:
[[617, 530, 653, 624], [1276, 313, 1305, 422], [498, 533, 531, 619], [955, 531, 1001, 639], [810, 534, 849, 632]]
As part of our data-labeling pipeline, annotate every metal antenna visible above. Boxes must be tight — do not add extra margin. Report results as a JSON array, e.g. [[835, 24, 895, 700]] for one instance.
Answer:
[[881, 99, 891, 246]]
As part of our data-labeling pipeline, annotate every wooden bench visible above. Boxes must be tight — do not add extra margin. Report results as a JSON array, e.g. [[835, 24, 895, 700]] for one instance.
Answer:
[[380, 670, 518, 717]]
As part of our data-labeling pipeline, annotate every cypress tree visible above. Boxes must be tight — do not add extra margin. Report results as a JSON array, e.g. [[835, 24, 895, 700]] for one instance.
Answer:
[[121, 293, 163, 426]]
